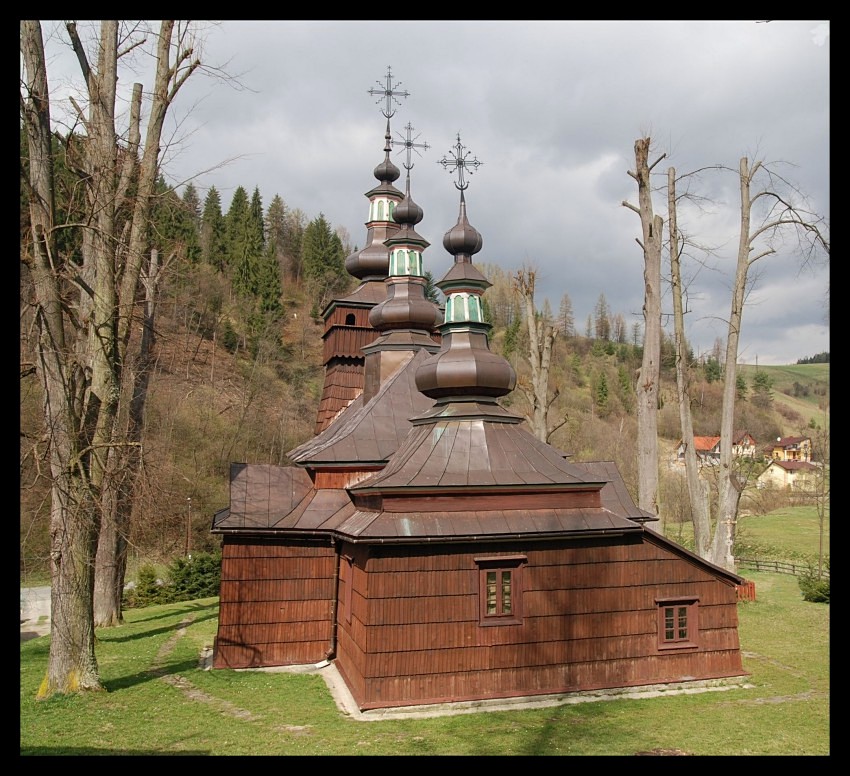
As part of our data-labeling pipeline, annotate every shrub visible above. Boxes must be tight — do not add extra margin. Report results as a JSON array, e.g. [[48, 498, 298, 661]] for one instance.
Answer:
[[798, 563, 830, 603], [123, 552, 222, 609], [166, 550, 222, 602], [123, 564, 166, 609]]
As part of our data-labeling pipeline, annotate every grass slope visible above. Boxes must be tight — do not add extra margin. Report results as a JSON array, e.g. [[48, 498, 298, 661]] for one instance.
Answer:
[[21, 511, 829, 756]]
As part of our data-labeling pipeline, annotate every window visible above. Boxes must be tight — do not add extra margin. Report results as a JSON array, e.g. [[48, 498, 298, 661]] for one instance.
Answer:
[[475, 555, 526, 626], [655, 596, 699, 650], [345, 313, 356, 326]]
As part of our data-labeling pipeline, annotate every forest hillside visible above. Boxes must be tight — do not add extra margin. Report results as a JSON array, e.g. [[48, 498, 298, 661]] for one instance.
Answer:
[[19, 158, 829, 579], [20, 257, 828, 580]]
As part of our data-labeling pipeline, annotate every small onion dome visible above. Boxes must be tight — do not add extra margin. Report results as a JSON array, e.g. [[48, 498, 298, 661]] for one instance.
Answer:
[[373, 154, 401, 185], [347, 240, 390, 280], [373, 119, 401, 185], [416, 326, 517, 399], [393, 176, 424, 226], [369, 277, 442, 331], [393, 190, 424, 226], [442, 191, 482, 258]]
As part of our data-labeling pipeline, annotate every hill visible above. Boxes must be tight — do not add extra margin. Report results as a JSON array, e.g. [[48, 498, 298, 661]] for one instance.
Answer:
[[737, 363, 829, 433], [19, 264, 829, 579]]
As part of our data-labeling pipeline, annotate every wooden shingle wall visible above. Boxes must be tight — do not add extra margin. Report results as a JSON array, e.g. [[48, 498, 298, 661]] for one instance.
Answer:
[[332, 538, 744, 711], [213, 538, 336, 669]]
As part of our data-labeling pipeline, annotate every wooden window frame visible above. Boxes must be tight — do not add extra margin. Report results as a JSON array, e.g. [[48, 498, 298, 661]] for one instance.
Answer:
[[475, 554, 526, 627], [655, 596, 700, 651]]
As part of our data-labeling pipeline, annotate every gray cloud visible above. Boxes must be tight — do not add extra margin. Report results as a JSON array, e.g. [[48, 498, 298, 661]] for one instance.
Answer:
[[39, 20, 829, 364]]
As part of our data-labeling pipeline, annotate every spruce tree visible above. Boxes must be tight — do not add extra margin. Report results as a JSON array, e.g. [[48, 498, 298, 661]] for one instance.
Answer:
[[558, 292, 575, 337], [200, 186, 227, 271], [301, 213, 347, 294], [231, 186, 265, 297], [224, 185, 250, 273]]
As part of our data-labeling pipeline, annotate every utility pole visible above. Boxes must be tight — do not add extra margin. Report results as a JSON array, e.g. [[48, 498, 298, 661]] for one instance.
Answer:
[[186, 497, 192, 556]]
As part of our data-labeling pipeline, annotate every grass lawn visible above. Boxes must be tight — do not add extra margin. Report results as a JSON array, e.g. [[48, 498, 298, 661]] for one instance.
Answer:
[[20, 567, 829, 756]]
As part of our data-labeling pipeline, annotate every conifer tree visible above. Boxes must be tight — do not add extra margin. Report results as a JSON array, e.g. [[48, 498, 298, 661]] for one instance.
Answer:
[[301, 213, 347, 297], [151, 177, 201, 264], [594, 293, 611, 340], [182, 183, 201, 230], [200, 186, 226, 271], [557, 292, 575, 337], [283, 207, 306, 282], [224, 185, 250, 273], [231, 186, 265, 297], [265, 194, 287, 279]]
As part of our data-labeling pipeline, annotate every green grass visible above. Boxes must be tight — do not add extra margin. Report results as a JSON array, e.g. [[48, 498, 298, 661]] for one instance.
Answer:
[[21, 577, 829, 755], [736, 362, 829, 431], [667, 504, 829, 568]]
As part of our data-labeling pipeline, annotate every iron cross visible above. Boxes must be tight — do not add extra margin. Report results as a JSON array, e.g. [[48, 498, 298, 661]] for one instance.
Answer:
[[368, 66, 410, 119], [438, 133, 482, 190], [394, 122, 430, 170]]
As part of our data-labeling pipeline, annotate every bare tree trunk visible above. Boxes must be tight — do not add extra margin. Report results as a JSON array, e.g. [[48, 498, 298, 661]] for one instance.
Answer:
[[514, 267, 565, 442], [667, 168, 711, 556], [94, 22, 200, 625], [707, 155, 828, 569], [709, 157, 752, 569], [94, 249, 164, 626], [21, 19, 103, 696], [622, 138, 664, 526], [22, 20, 206, 694]]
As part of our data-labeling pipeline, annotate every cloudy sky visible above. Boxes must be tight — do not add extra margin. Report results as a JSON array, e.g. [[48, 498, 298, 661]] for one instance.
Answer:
[[39, 20, 830, 365]]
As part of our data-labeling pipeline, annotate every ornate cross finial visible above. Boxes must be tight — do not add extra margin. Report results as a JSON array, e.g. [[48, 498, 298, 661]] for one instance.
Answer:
[[394, 122, 430, 171], [368, 66, 410, 119], [438, 133, 482, 190]]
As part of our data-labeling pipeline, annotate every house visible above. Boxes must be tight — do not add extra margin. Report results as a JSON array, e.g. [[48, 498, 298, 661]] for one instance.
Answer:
[[210, 76, 748, 713], [770, 436, 812, 463], [673, 431, 757, 467], [757, 459, 819, 489]]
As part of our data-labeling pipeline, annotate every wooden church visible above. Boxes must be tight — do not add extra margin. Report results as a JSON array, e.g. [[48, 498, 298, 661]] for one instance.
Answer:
[[210, 69, 748, 712]]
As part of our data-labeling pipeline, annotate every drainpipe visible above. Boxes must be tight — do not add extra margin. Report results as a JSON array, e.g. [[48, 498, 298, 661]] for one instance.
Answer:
[[324, 536, 341, 662]]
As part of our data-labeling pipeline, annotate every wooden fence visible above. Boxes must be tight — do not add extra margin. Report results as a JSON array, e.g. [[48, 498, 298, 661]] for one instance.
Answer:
[[736, 558, 829, 579]]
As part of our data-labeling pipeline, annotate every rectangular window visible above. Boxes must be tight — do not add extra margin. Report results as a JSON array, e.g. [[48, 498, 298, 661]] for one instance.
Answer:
[[655, 596, 699, 650], [475, 555, 526, 626]]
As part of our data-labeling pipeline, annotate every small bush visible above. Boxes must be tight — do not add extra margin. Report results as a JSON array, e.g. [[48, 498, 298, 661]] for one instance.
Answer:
[[166, 550, 222, 602], [798, 563, 830, 603], [123, 564, 166, 609], [123, 552, 222, 609]]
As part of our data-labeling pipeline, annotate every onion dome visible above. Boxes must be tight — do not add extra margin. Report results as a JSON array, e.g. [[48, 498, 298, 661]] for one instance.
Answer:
[[442, 192, 483, 258], [416, 182, 516, 400], [345, 119, 404, 280], [369, 130, 441, 333]]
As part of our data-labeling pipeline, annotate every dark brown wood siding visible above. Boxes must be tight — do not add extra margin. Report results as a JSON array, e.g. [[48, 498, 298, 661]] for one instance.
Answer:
[[331, 537, 744, 711], [213, 538, 336, 669], [322, 326, 377, 362], [333, 543, 370, 706]]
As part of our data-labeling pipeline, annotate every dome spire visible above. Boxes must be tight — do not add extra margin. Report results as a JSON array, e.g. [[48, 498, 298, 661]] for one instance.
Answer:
[[415, 134, 516, 402], [344, 67, 410, 281], [368, 120, 440, 339]]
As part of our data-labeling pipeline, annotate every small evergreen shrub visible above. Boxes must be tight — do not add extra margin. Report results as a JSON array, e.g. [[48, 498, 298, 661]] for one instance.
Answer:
[[798, 562, 830, 603], [123, 552, 222, 609], [123, 564, 166, 609], [166, 550, 222, 602]]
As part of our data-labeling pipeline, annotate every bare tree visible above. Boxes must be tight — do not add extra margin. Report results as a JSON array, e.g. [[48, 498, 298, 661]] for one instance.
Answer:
[[514, 266, 567, 442], [622, 138, 665, 524], [668, 167, 710, 556], [708, 156, 829, 569], [20, 20, 205, 697]]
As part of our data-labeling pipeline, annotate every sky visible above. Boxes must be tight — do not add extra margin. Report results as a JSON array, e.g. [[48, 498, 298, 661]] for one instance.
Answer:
[[37, 20, 830, 365]]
